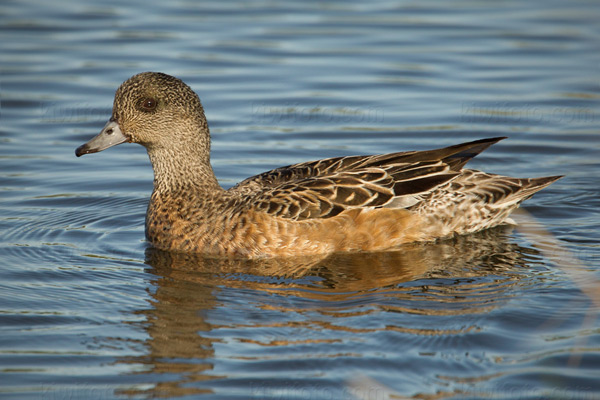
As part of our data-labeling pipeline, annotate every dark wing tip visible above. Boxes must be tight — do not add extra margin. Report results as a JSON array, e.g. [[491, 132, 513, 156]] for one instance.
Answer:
[[443, 136, 508, 170]]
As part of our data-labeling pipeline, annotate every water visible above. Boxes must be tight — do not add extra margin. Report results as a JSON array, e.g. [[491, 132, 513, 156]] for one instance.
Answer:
[[1, 0, 599, 398]]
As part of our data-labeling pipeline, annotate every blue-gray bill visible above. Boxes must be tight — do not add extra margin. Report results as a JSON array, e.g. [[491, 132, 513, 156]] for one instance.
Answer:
[[75, 120, 128, 157]]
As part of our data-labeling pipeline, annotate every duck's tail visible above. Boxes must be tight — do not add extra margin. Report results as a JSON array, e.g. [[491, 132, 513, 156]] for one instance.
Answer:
[[493, 175, 564, 208], [412, 171, 563, 237]]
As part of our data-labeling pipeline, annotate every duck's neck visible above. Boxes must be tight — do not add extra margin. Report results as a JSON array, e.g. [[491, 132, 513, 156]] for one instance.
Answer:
[[146, 138, 222, 195]]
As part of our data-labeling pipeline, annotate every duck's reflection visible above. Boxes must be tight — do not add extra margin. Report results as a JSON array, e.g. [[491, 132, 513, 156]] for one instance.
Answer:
[[118, 226, 542, 398]]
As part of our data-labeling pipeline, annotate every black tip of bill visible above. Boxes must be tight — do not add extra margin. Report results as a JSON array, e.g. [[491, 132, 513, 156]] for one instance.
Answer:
[[75, 144, 91, 157]]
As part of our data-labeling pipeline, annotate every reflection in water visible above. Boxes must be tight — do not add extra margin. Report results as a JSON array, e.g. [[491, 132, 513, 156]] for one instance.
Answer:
[[117, 227, 548, 398]]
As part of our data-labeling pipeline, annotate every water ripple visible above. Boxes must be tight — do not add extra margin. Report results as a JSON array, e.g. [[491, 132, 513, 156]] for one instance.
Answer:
[[2, 0, 599, 398]]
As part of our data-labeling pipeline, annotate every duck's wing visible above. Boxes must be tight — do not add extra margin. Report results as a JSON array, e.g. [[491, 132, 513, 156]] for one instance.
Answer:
[[229, 137, 506, 221]]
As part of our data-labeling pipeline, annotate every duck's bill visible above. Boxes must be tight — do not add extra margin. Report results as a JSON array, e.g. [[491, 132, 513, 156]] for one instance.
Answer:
[[75, 120, 129, 157]]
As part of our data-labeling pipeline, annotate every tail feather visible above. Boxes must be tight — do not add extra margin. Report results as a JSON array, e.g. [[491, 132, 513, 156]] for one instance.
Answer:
[[493, 175, 564, 207], [411, 171, 562, 237], [518, 175, 564, 198]]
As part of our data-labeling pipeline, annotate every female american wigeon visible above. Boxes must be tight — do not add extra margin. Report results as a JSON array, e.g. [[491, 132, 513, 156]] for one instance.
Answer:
[[76, 72, 561, 258]]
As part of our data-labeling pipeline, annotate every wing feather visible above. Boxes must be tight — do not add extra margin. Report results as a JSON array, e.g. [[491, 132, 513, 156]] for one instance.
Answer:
[[228, 137, 506, 220]]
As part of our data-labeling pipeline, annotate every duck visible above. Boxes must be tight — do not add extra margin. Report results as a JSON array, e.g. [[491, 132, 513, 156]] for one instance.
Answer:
[[75, 72, 562, 258]]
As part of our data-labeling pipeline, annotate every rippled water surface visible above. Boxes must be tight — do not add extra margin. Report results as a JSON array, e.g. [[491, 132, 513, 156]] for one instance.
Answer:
[[1, 0, 599, 399]]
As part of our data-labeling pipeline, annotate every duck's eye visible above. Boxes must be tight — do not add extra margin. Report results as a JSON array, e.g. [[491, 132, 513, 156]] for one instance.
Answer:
[[138, 97, 158, 112]]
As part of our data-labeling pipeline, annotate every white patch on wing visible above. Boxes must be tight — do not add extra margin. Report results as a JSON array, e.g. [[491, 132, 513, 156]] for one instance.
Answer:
[[384, 196, 420, 209]]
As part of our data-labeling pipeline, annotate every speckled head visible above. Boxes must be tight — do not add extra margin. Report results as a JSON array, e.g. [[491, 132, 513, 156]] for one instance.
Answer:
[[75, 72, 210, 157]]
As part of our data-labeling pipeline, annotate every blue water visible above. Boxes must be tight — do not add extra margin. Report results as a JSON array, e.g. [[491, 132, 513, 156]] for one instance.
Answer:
[[1, 0, 599, 399]]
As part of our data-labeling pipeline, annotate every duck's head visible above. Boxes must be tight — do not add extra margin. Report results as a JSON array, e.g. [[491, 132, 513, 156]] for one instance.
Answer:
[[75, 72, 209, 157]]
